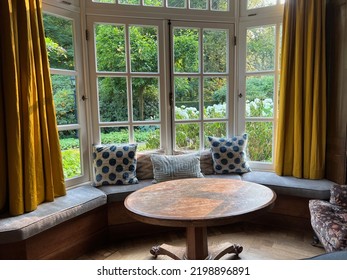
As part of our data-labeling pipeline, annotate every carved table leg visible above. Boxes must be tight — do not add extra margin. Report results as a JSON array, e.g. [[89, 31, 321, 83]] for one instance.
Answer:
[[150, 244, 186, 260], [209, 243, 243, 260]]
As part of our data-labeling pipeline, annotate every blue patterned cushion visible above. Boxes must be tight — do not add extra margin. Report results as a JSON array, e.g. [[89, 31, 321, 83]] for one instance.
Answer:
[[150, 153, 204, 183], [93, 144, 138, 186], [208, 134, 251, 174]]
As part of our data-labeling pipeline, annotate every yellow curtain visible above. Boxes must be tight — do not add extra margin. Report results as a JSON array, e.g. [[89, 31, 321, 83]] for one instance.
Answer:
[[275, 0, 326, 179], [0, 0, 66, 216]]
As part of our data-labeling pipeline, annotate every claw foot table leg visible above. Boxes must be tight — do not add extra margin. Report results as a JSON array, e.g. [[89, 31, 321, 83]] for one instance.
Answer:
[[210, 243, 243, 260], [150, 244, 186, 260]]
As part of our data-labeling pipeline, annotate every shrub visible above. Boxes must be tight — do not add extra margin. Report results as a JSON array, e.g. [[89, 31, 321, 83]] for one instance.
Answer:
[[61, 148, 81, 179]]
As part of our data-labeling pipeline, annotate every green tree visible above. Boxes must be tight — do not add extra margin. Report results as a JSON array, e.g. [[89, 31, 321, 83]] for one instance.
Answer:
[[43, 14, 74, 70], [95, 24, 160, 123], [246, 25, 275, 72]]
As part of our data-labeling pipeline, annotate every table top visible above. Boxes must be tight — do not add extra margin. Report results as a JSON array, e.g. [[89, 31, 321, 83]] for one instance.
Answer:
[[124, 178, 276, 227]]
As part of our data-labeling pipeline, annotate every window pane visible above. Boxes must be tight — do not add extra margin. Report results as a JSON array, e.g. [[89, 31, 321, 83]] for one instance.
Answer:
[[100, 127, 129, 144], [51, 75, 78, 125], [132, 77, 160, 121], [246, 75, 274, 117], [175, 77, 200, 120], [247, 0, 276, 9], [246, 121, 273, 162], [175, 123, 200, 151], [246, 25, 275, 72], [43, 14, 74, 70], [95, 24, 126, 72], [204, 122, 227, 149], [190, 0, 207, 10], [203, 77, 227, 119], [134, 125, 160, 151], [130, 26, 158, 73], [118, 0, 140, 5], [168, 0, 186, 8], [211, 0, 229, 11], [59, 130, 81, 179], [144, 0, 164, 6], [173, 28, 199, 73], [98, 77, 128, 122], [203, 29, 227, 73]]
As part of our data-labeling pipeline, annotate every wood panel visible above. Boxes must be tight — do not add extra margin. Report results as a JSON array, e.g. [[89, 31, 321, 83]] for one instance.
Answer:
[[108, 201, 136, 225], [108, 201, 175, 241], [0, 206, 108, 260], [326, 0, 347, 184], [26, 206, 108, 260], [250, 194, 312, 230], [0, 240, 27, 260], [268, 195, 311, 218]]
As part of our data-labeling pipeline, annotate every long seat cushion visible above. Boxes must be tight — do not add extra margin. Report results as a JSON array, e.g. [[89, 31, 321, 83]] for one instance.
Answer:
[[98, 179, 153, 203], [242, 171, 333, 199], [0, 185, 107, 244], [309, 199, 347, 252], [99, 174, 243, 203]]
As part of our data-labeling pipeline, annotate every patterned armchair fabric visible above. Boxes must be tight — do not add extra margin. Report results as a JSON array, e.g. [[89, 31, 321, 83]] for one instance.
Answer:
[[309, 185, 347, 252]]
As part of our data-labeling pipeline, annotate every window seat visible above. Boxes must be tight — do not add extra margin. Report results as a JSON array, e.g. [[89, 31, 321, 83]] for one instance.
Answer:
[[0, 186, 108, 260], [0, 170, 336, 259], [100, 171, 333, 203], [241, 171, 333, 200], [0, 185, 107, 245]]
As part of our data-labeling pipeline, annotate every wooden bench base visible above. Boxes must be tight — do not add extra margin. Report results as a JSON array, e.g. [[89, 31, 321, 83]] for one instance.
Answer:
[[0, 206, 108, 260]]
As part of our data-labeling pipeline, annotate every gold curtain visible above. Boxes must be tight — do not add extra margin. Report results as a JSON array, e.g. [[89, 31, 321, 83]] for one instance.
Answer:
[[275, 0, 326, 179], [0, 0, 66, 216]]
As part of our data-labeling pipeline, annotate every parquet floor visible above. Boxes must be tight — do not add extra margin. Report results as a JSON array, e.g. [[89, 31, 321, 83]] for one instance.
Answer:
[[77, 222, 325, 260]]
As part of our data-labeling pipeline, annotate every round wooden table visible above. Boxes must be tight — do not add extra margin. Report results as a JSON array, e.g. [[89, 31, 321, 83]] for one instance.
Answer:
[[124, 178, 276, 260]]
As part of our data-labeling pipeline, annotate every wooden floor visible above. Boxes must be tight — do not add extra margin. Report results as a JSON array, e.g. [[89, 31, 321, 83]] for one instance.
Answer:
[[77, 222, 325, 260]]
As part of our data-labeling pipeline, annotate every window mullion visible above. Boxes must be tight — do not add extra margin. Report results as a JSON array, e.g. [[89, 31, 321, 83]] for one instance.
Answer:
[[125, 24, 134, 143]]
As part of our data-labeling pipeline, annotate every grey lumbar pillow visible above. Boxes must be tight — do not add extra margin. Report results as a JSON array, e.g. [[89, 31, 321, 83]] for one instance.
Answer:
[[150, 153, 204, 183]]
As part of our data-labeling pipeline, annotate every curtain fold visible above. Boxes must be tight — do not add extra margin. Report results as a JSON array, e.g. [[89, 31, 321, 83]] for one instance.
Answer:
[[0, 0, 66, 216], [275, 0, 326, 179]]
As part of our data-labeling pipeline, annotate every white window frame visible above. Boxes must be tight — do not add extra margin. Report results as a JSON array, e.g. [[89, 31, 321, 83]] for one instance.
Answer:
[[86, 0, 235, 23], [238, 16, 282, 171], [86, 16, 169, 151], [239, 0, 284, 18], [43, 2, 91, 187], [41, 0, 287, 189], [170, 20, 235, 151]]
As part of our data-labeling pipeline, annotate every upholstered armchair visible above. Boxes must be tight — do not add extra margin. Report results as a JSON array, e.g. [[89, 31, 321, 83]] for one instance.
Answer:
[[309, 184, 347, 252]]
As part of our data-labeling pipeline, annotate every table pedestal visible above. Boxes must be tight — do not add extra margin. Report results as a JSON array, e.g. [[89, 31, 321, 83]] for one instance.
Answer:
[[150, 226, 243, 260]]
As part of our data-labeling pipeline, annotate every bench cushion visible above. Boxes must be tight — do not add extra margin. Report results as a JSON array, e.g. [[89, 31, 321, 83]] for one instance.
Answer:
[[0, 185, 107, 244], [205, 174, 242, 180], [101, 175, 243, 203], [241, 171, 333, 199], [98, 179, 153, 203]]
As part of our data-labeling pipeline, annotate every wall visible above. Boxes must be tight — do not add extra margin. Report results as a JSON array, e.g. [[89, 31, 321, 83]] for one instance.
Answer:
[[326, 0, 347, 184]]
